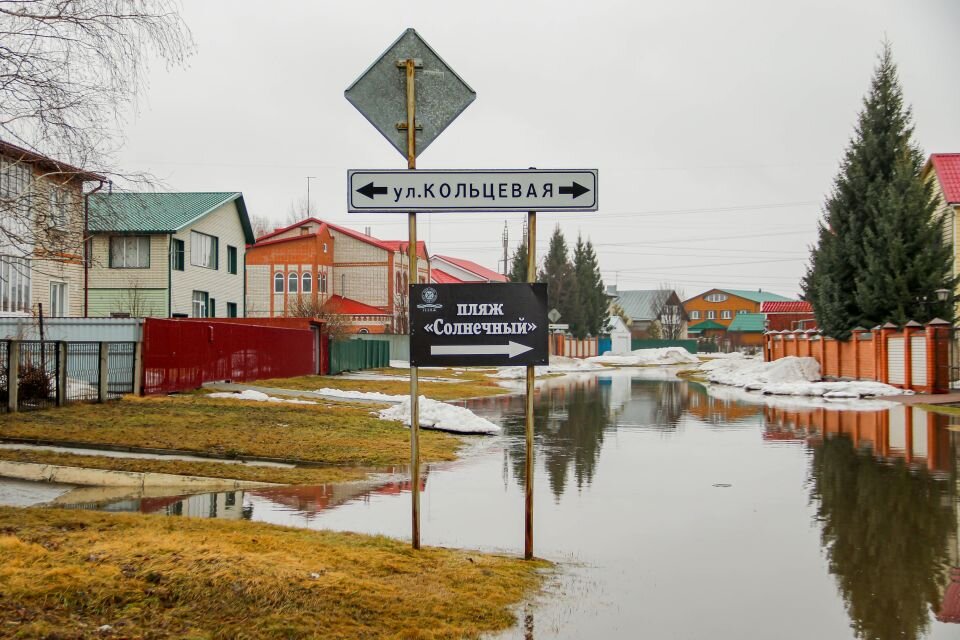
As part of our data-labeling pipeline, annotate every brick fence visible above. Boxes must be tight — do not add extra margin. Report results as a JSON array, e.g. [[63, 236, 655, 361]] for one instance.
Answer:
[[762, 319, 953, 393]]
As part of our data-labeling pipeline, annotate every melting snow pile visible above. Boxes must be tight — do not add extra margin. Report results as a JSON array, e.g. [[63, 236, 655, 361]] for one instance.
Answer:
[[700, 355, 908, 398], [313, 388, 405, 403], [207, 389, 318, 404], [588, 347, 700, 367], [378, 396, 501, 434], [490, 356, 605, 380]]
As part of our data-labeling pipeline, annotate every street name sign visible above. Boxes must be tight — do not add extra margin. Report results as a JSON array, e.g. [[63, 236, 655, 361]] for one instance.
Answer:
[[344, 29, 476, 160], [348, 169, 598, 212], [410, 283, 549, 367]]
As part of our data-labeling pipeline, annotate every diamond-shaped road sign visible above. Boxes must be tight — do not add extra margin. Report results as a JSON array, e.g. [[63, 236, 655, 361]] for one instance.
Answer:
[[345, 29, 476, 159]]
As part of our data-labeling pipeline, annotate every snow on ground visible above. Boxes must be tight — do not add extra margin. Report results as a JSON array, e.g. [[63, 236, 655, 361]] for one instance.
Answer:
[[312, 388, 405, 403], [588, 347, 700, 367], [206, 389, 318, 404], [377, 396, 501, 434], [698, 355, 908, 398], [489, 356, 606, 380]]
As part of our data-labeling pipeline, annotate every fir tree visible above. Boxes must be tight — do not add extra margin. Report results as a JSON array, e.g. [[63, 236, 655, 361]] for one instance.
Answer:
[[803, 44, 956, 337], [539, 225, 582, 334], [573, 235, 608, 337], [507, 241, 529, 283]]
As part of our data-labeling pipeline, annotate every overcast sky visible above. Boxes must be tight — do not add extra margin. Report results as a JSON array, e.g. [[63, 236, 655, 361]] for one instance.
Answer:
[[115, 0, 960, 298]]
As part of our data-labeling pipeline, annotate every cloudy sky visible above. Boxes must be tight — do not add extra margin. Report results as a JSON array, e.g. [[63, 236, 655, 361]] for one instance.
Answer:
[[115, 0, 960, 298]]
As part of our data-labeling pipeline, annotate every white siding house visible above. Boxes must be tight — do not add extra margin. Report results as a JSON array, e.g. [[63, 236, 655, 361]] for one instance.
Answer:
[[86, 192, 254, 317]]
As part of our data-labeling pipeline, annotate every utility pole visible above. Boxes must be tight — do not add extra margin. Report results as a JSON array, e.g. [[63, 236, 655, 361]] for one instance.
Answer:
[[306, 176, 317, 217], [501, 221, 509, 276]]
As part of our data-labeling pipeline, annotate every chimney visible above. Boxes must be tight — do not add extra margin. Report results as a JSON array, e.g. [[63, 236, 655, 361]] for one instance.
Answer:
[[606, 284, 618, 295]]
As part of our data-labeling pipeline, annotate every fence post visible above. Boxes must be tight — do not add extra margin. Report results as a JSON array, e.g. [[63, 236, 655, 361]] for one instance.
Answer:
[[926, 318, 951, 393], [7, 340, 19, 413], [56, 341, 68, 406], [98, 342, 109, 403], [851, 328, 864, 380], [133, 341, 144, 396]]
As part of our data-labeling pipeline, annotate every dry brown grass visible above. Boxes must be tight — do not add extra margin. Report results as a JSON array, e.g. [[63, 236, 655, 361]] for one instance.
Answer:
[[257, 367, 512, 401], [0, 448, 368, 485], [0, 395, 461, 467], [0, 506, 548, 639]]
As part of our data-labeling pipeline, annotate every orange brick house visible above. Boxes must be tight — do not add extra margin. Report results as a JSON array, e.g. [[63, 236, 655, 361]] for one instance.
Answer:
[[246, 217, 429, 333], [683, 288, 792, 328]]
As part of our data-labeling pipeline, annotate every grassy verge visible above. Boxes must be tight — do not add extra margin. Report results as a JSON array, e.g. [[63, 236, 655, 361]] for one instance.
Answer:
[[0, 448, 369, 485], [0, 395, 461, 468], [257, 367, 513, 401], [0, 507, 547, 639], [675, 368, 708, 383]]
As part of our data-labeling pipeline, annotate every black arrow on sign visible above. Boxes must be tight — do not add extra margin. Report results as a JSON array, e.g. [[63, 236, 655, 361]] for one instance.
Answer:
[[357, 182, 388, 199], [558, 182, 590, 199]]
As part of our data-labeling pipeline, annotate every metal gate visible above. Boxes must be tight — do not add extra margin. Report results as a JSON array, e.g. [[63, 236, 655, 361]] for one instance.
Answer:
[[887, 337, 905, 385]]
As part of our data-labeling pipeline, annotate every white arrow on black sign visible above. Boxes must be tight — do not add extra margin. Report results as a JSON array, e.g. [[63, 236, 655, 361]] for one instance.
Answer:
[[430, 341, 533, 358]]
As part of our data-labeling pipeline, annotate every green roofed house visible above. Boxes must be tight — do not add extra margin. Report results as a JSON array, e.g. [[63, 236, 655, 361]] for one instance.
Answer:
[[87, 193, 255, 318]]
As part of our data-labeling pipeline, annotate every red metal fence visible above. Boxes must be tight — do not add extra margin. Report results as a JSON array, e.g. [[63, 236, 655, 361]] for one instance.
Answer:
[[142, 319, 318, 395]]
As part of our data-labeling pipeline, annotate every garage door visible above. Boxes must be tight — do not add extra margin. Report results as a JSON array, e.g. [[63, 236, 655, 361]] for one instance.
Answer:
[[910, 335, 927, 387], [887, 337, 905, 385]]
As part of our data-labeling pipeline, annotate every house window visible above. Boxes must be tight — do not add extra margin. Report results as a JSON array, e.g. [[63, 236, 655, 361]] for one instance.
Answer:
[[192, 290, 209, 318], [190, 231, 218, 269], [48, 186, 71, 227], [320, 273, 327, 293], [288, 272, 298, 293], [171, 239, 185, 271], [0, 257, 31, 314], [705, 293, 728, 303], [226, 302, 238, 318], [738, 309, 749, 315], [274, 272, 284, 293], [300, 227, 310, 235], [689, 310, 700, 320], [721, 310, 732, 320], [396, 272, 402, 293], [49, 282, 67, 317], [302, 272, 312, 293], [358, 328, 369, 334], [707, 310, 716, 320], [322, 242, 328, 253], [0, 157, 33, 222], [110, 236, 150, 268], [209, 298, 216, 318], [227, 246, 238, 275]]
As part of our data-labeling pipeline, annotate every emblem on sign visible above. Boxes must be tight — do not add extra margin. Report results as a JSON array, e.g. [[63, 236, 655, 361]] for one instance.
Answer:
[[417, 286, 442, 311]]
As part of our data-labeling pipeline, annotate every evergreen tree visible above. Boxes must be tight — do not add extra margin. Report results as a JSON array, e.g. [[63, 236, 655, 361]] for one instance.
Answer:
[[573, 235, 608, 337], [507, 241, 529, 283], [539, 225, 582, 334], [803, 43, 956, 337]]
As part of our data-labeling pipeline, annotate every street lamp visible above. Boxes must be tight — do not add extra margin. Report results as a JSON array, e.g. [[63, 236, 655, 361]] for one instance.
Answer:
[[935, 288, 951, 303]]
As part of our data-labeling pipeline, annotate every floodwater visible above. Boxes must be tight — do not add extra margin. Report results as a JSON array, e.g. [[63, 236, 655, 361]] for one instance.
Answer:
[[4, 367, 960, 639]]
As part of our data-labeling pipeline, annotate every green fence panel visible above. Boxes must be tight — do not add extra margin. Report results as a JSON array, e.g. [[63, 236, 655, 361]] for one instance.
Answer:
[[330, 339, 390, 375], [630, 339, 698, 354]]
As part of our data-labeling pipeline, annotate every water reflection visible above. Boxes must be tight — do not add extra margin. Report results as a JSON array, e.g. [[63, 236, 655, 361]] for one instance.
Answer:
[[766, 405, 960, 640]]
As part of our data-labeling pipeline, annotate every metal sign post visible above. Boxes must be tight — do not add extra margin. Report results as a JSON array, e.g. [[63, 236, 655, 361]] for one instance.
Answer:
[[525, 210, 537, 560]]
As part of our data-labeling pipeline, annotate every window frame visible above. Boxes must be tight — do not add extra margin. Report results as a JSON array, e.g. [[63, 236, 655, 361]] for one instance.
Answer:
[[190, 231, 218, 270], [49, 281, 67, 317], [171, 238, 185, 271], [274, 272, 284, 293], [109, 235, 151, 269], [707, 310, 716, 320], [48, 186, 71, 228], [191, 290, 209, 318], [302, 272, 312, 294], [705, 293, 729, 303], [226, 302, 238, 318], [288, 271, 299, 294], [0, 257, 31, 314], [689, 310, 700, 320], [320, 273, 327, 293], [227, 245, 238, 275], [721, 310, 732, 320]]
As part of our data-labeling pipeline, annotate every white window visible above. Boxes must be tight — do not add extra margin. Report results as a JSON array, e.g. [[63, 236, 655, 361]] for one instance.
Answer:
[[302, 272, 312, 293], [192, 290, 209, 318], [705, 293, 728, 303], [320, 273, 327, 293], [110, 236, 150, 268], [49, 282, 67, 317], [721, 310, 732, 320], [0, 256, 31, 314], [322, 242, 328, 253], [707, 310, 716, 320], [689, 310, 700, 320], [274, 272, 284, 293], [190, 231, 218, 269], [288, 272, 298, 293], [48, 186, 70, 227]]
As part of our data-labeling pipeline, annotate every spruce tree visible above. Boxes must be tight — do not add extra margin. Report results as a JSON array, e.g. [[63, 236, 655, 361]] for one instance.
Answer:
[[539, 225, 582, 334], [803, 43, 956, 336], [507, 241, 529, 283], [573, 235, 608, 337]]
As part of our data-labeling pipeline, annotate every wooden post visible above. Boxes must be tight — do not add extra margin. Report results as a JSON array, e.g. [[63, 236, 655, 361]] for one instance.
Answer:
[[7, 340, 19, 413], [56, 342, 67, 406], [525, 209, 537, 561], [133, 341, 144, 396], [98, 342, 109, 403]]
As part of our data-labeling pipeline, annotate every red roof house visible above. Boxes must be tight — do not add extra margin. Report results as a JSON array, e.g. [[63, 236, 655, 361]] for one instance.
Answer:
[[759, 300, 816, 332], [431, 254, 507, 283]]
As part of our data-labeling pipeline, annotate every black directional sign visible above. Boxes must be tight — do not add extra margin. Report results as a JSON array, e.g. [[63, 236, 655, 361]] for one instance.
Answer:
[[410, 283, 549, 367], [348, 169, 598, 213]]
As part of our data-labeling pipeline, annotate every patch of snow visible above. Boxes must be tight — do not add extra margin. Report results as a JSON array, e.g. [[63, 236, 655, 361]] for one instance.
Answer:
[[488, 355, 607, 380], [206, 389, 318, 405], [696, 355, 908, 398], [377, 396, 501, 434], [588, 347, 700, 367], [389, 360, 410, 368], [313, 388, 406, 403], [705, 384, 899, 411]]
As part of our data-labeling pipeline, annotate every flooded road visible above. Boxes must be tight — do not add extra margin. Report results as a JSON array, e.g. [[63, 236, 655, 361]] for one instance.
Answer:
[[4, 368, 960, 639]]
